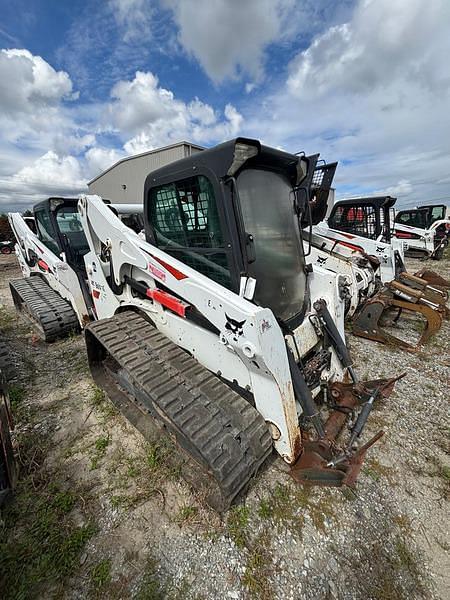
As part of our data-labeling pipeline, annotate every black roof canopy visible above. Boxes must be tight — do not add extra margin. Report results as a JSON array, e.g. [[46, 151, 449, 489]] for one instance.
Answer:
[[33, 197, 79, 213], [334, 196, 397, 210], [144, 137, 308, 195]]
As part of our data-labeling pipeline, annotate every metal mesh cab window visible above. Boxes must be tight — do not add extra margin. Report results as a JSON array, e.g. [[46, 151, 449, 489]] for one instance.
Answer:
[[149, 175, 231, 287], [330, 204, 378, 239]]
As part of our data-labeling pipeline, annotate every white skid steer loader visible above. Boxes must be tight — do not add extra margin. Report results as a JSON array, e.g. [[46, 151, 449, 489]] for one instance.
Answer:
[[78, 138, 400, 511], [312, 195, 449, 351], [394, 204, 449, 260], [8, 198, 140, 341]]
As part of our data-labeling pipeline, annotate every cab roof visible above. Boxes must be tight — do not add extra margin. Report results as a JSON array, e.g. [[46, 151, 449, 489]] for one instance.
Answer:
[[335, 196, 397, 210]]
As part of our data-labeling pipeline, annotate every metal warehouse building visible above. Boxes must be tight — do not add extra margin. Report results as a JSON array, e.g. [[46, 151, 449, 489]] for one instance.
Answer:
[[87, 141, 204, 204]]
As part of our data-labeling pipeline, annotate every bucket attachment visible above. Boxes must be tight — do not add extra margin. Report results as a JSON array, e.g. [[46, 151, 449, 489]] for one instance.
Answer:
[[291, 376, 401, 490], [413, 268, 450, 291], [352, 286, 444, 352]]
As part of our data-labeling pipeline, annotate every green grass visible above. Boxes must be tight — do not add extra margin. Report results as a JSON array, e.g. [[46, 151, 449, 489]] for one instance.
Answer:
[[242, 532, 275, 600], [135, 557, 166, 600], [90, 434, 111, 469], [441, 465, 450, 481], [91, 559, 112, 590], [90, 385, 118, 419], [0, 481, 97, 598], [144, 439, 181, 480], [349, 533, 428, 600], [257, 483, 337, 536], [0, 306, 15, 330], [176, 504, 198, 525], [8, 383, 26, 408], [227, 505, 251, 548]]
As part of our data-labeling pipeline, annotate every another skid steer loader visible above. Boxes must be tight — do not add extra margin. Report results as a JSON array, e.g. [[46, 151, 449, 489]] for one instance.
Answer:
[[8, 198, 140, 341], [79, 138, 400, 511], [394, 204, 449, 260], [313, 196, 449, 351]]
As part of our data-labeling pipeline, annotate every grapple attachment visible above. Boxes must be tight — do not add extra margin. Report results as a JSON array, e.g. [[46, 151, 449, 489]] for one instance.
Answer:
[[352, 286, 444, 352], [291, 376, 401, 491]]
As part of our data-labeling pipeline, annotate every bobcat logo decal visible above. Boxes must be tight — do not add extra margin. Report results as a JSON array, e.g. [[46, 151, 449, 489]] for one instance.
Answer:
[[317, 256, 327, 265], [225, 314, 246, 336]]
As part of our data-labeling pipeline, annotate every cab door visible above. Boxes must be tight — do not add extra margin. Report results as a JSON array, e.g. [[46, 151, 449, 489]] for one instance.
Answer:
[[34, 208, 61, 257]]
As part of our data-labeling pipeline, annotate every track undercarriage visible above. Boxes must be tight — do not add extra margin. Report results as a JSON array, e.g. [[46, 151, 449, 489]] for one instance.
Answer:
[[85, 311, 400, 510], [9, 277, 79, 342]]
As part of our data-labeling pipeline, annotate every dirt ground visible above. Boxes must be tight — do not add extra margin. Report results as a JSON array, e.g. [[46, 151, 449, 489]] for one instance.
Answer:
[[0, 251, 449, 600]]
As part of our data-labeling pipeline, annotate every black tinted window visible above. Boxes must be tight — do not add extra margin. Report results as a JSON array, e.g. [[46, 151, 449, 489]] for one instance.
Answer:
[[35, 210, 60, 255]]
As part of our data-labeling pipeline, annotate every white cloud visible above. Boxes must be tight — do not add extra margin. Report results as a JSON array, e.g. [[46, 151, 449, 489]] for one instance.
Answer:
[[109, 71, 242, 153], [164, 0, 295, 83], [375, 179, 413, 198], [11, 151, 85, 193], [0, 151, 87, 211], [85, 147, 125, 177], [109, 0, 154, 43], [287, 0, 449, 99], [0, 48, 74, 117], [245, 0, 450, 208]]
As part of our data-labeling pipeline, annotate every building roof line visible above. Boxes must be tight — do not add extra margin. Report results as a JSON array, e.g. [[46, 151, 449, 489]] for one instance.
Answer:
[[87, 141, 205, 185]]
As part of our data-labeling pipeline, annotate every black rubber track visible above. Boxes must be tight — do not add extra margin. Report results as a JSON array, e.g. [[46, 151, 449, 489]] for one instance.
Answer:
[[9, 277, 79, 342], [85, 312, 273, 511]]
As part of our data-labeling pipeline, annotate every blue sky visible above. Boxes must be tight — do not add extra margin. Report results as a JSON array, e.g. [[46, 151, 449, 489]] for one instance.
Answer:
[[0, 0, 449, 212]]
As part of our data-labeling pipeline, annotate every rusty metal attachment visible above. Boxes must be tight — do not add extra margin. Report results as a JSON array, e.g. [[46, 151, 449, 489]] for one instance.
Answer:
[[397, 271, 448, 304], [413, 268, 450, 291], [352, 286, 444, 352], [291, 376, 402, 490]]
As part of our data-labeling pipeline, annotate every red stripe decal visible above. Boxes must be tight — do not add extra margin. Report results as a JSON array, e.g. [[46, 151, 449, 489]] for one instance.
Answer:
[[336, 240, 365, 253], [38, 259, 49, 271], [338, 232, 355, 239], [146, 288, 189, 317], [395, 232, 413, 238], [152, 256, 187, 280], [323, 235, 364, 254]]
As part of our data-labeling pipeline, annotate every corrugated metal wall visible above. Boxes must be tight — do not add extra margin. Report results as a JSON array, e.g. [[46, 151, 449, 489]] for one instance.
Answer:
[[88, 143, 203, 203]]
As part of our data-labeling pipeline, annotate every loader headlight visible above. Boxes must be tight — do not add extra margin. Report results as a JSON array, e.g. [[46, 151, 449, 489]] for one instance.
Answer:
[[227, 142, 259, 176]]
